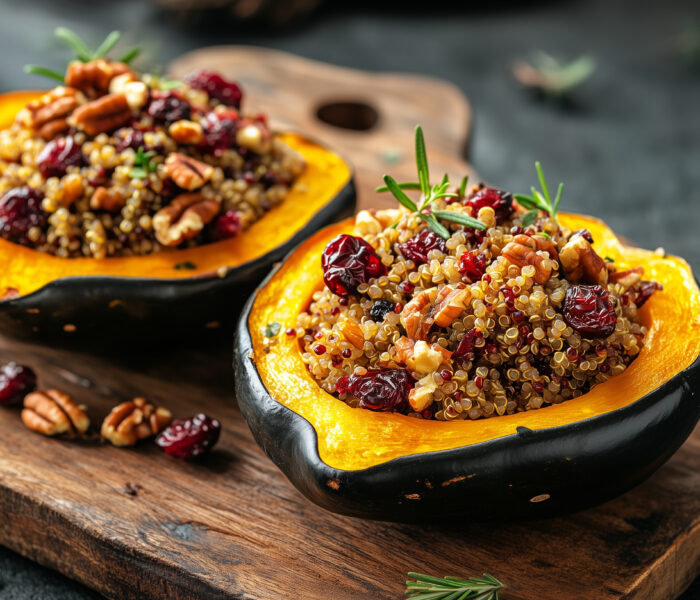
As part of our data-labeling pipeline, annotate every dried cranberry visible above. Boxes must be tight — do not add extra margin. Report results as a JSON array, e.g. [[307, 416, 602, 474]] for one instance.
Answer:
[[633, 281, 662, 308], [0, 187, 47, 246], [466, 187, 514, 223], [563, 284, 618, 338], [185, 70, 243, 109], [200, 112, 237, 156], [155, 413, 221, 460], [466, 227, 486, 247], [459, 250, 488, 282], [147, 92, 191, 124], [399, 228, 447, 265], [37, 136, 84, 179], [500, 286, 516, 310], [453, 328, 483, 359], [115, 128, 145, 152], [571, 228, 594, 244], [370, 299, 395, 322], [342, 348, 352, 358], [335, 368, 412, 412], [0, 362, 37, 405], [207, 209, 241, 242], [321, 234, 386, 296]]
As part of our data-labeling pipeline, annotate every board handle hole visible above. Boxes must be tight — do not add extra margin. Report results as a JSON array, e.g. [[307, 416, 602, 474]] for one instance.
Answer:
[[315, 101, 379, 131]]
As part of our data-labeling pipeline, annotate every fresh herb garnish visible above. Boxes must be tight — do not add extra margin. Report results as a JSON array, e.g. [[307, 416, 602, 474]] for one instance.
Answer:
[[130, 146, 157, 179], [512, 51, 596, 99], [148, 72, 183, 90], [174, 261, 197, 270], [263, 322, 281, 337], [24, 28, 140, 84], [406, 572, 505, 600], [377, 126, 485, 240], [513, 162, 564, 225], [604, 256, 615, 263]]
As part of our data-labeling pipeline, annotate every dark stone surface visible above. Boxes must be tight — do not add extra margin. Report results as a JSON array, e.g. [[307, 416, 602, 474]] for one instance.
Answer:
[[0, 0, 698, 598]]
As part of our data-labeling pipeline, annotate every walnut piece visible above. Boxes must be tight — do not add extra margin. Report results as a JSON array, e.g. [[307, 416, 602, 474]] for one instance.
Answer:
[[609, 266, 644, 290], [90, 187, 125, 212], [71, 93, 132, 136], [235, 119, 272, 154], [24, 87, 82, 140], [101, 397, 172, 447], [559, 232, 608, 285], [163, 152, 214, 191], [501, 234, 556, 284], [152, 193, 220, 247], [21, 389, 90, 437], [65, 59, 134, 98], [168, 120, 203, 145]]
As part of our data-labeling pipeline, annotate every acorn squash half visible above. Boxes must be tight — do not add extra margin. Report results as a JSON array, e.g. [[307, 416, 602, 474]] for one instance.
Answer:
[[0, 92, 355, 340], [234, 213, 700, 522]]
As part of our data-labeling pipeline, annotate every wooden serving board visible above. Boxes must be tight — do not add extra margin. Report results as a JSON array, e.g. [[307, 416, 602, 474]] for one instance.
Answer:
[[0, 47, 697, 600]]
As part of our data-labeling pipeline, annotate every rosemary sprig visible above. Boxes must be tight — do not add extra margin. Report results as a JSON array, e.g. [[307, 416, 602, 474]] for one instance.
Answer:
[[130, 146, 157, 179], [25, 28, 140, 84], [406, 572, 505, 600], [377, 126, 486, 240], [513, 162, 564, 226]]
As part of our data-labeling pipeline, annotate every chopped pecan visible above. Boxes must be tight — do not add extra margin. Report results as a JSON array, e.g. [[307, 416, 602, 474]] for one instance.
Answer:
[[168, 120, 203, 145], [21, 389, 90, 437], [400, 285, 467, 340], [65, 59, 134, 98], [90, 186, 125, 212], [25, 87, 81, 140], [609, 266, 644, 290], [559, 232, 608, 285], [164, 153, 214, 190], [235, 119, 272, 154], [431, 285, 469, 328], [152, 192, 220, 247], [101, 397, 172, 447], [71, 93, 132, 136], [501, 234, 554, 284]]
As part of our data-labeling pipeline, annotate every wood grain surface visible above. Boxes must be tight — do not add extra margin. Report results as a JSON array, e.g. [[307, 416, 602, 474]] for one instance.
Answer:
[[0, 47, 697, 600]]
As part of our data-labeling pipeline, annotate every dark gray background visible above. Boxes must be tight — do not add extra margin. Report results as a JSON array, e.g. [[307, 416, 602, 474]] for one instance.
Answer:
[[0, 0, 698, 598]]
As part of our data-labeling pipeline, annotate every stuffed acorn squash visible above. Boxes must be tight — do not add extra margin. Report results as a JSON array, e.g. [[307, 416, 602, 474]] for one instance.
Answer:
[[234, 128, 699, 521], [0, 31, 354, 340]]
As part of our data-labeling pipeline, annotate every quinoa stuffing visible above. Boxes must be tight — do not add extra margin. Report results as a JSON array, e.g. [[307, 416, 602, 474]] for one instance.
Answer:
[[0, 30, 305, 258], [295, 127, 661, 421]]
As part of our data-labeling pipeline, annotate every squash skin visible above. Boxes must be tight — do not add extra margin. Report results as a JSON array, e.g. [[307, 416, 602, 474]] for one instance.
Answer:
[[0, 92, 356, 341], [234, 217, 700, 522]]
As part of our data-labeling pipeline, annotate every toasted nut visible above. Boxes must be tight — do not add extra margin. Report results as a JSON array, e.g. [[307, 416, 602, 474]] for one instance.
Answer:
[[401, 288, 438, 340], [338, 320, 364, 349], [168, 120, 203, 145], [37, 118, 71, 141], [235, 119, 272, 154], [152, 192, 220, 247], [62, 173, 84, 205], [432, 285, 468, 328], [409, 375, 436, 412], [66, 59, 135, 98], [90, 186, 125, 212], [108, 73, 148, 110], [164, 152, 214, 191], [559, 232, 608, 285], [609, 266, 644, 290], [71, 93, 132, 136], [22, 389, 90, 437], [101, 397, 172, 447], [501, 234, 554, 284], [23, 87, 82, 140]]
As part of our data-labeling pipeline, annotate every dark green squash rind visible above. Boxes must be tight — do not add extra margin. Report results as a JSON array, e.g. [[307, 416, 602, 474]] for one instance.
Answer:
[[0, 178, 355, 343], [234, 266, 700, 522]]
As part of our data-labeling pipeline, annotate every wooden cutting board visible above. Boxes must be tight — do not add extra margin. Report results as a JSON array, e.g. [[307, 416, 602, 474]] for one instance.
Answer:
[[0, 47, 697, 600]]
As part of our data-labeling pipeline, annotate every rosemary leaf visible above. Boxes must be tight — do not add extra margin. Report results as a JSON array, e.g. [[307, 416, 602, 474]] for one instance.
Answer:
[[440, 173, 449, 186], [376, 181, 422, 193], [119, 47, 141, 64], [158, 79, 183, 90], [418, 213, 450, 239], [459, 176, 468, 198], [535, 161, 551, 204], [92, 30, 121, 59], [432, 210, 486, 230], [406, 572, 505, 600], [54, 27, 92, 62], [553, 182, 564, 215], [414, 125, 430, 197], [383, 175, 418, 212], [24, 64, 65, 83], [129, 167, 148, 179], [521, 209, 539, 226]]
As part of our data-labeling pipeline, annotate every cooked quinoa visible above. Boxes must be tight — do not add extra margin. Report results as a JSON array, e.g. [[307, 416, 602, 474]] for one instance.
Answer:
[[296, 188, 661, 421], [0, 61, 305, 258]]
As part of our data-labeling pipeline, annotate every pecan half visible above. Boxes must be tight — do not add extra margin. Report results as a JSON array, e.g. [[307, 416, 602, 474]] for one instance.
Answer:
[[21, 389, 90, 437], [559, 232, 608, 285], [501, 234, 555, 284], [65, 59, 134, 98], [168, 120, 203, 145], [152, 192, 220, 247], [164, 153, 214, 191], [90, 186, 125, 212], [25, 87, 81, 140], [101, 397, 172, 447], [400, 285, 467, 340], [71, 93, 132, 136]]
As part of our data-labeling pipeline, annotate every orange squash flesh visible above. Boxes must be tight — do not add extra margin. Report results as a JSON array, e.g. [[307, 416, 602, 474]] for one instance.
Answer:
[[249, 214, 700, 471], [0, 92, 351, 297]]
